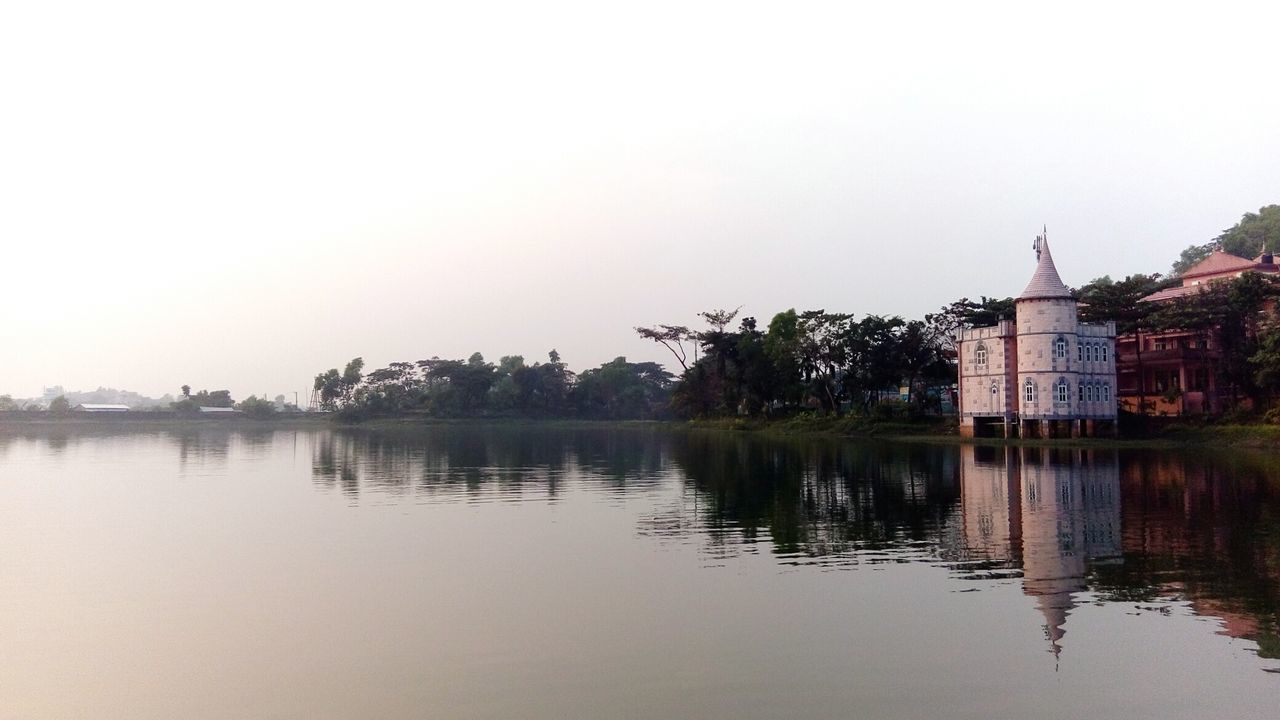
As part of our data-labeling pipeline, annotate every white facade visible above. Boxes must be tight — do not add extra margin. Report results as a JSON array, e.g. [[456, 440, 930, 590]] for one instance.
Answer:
[[958, 234, 1117, 438]]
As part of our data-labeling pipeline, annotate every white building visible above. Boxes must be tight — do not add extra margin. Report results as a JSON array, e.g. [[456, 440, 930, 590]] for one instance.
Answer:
[[957, 233, 1118, 438], [73, 404, 131, 413]]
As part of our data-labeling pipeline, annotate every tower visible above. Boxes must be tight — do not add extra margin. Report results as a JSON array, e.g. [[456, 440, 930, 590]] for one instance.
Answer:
[[956, 230, 1117, 438], [1015, 231, 1080, 438]]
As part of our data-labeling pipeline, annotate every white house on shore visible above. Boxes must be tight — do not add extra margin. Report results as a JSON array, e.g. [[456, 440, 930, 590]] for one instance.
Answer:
[[73, 404, 131, 413], [956, 233, 1117, 438]]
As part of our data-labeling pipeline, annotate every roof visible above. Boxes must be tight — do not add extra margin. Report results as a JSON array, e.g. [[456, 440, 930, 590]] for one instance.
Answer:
[[1180, 251, 1259, 279], [197, 406, 239, 413], [1140, 284, 1205, 303], [73, 403, 131, 411], [1140, 250, 1278, 302], [1018, 234, 1073, 300]]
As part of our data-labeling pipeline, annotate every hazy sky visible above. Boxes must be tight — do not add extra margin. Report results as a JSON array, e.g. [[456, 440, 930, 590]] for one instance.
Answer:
[[3, 1, 1278, 400]]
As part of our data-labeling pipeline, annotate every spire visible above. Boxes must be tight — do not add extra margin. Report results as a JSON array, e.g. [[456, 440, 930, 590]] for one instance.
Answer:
[[1019, 227, 1073, 300]]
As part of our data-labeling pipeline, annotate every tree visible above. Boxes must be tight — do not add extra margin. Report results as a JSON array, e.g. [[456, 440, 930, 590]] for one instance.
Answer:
[[1172, 243, 1215, 276], [927, 297, 1016, 355], [1216, 205, 1280, 258], [1250, 325, 1280, 403], [1153, 272, 1280, 409], [573, 357, 673, 419], [48, 395, 71, 414], [0, 395, 18, 411], [181, 384, 191, 398], [635, 325, 697, 372], [1171, 205, 1280, 275], [237, 395, 277, 418], [763, 309, 805, 408], [795, 310, 851, 413], [313, 358, 363, 410], [1078, 273, 1169, 412]]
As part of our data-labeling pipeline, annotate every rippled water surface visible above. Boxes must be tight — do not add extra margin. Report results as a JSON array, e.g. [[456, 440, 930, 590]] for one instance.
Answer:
[[2, 426, 1278, 718]]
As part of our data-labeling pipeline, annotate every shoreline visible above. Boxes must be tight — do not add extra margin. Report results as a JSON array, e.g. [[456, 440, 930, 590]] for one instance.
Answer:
[[2, 413, 1277, 450]]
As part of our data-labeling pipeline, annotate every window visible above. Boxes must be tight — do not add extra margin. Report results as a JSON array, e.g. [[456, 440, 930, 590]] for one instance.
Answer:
[[1086, 384, 1094, 402], [1024, 379, 1036, 404], [975, 345, 988, 367], [1077, 343, 1083, 362], [1102, 384, 1111, 402], [1101, 345, 1109, 363], [990, 383, 998, 396], [1054, 337, 1067, 359], [1056, 381, 1069, 403], [1079, 384, 1085, 402]]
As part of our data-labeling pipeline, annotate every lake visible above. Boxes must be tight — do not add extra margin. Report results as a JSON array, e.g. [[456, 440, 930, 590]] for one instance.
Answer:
[[1, 425, 1278, 718]]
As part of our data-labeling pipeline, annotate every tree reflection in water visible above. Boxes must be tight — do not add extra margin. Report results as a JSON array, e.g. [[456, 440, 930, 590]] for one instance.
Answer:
[[307, 426, 1280, 660]]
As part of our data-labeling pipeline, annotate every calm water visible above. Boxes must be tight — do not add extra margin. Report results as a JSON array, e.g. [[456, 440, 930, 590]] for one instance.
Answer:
[[2, 426, 1278, 719]]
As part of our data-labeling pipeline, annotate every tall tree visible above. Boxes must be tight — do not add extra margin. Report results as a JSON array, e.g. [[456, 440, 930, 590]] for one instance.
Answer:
[[1078, 273, 1169, 412]]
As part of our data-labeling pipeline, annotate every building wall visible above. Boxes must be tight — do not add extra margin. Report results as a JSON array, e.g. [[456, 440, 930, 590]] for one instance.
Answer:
[[1013, 300, 1117, 421], [957, 320, 1017, 429], [1016, 298, 1080, 421], [1076, 321, 1118, 420]]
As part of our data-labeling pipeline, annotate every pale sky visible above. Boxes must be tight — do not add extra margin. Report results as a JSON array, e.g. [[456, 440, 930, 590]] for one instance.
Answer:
[[2, 1, 1278, 400]]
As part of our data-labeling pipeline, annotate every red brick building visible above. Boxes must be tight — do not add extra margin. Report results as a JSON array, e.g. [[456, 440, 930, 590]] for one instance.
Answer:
[[1118, 249, 1277, 415]]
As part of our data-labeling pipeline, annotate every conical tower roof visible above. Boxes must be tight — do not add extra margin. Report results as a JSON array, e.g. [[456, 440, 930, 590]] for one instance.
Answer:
[[1019, 233, 1073, 300]]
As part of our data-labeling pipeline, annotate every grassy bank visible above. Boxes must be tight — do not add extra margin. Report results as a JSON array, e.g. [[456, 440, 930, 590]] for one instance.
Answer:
[[5, 411, 1278, 450], [686, 413, 1280, 450]]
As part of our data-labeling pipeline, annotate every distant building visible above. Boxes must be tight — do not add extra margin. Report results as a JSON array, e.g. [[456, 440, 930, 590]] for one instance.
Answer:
[[73, 404, 131, 413], [197, 406, 240, 414], [957, 233, 1117, 438], [1117, 248, 1278, 415]]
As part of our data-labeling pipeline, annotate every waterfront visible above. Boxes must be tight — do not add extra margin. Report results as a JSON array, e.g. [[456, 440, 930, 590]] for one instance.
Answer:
[[1, 426, 1277, 718]]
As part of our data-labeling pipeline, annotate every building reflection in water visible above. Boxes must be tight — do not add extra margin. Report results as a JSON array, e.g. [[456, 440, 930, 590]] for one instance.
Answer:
[[959, 445, 1121, 658], [304, 426, 1278, 661]]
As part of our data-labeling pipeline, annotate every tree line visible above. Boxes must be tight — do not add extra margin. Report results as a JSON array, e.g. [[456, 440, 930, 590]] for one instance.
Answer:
[[313, 352, 673, 420]]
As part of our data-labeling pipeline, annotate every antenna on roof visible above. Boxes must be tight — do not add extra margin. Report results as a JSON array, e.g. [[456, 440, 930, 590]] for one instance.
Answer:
[[1033, 226, 1046, 261]]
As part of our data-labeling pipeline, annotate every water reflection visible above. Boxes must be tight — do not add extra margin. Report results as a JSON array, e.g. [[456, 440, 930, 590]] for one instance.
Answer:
[[300, 427, 1279, 661], [309, 426, 671, 501], [956, 446, 1121, 657]]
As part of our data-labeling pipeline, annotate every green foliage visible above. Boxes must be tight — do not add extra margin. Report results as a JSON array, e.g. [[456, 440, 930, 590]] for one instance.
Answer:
[[1250, 325, 1280, 399], [313, 357, 363, 410], [1217, 205, 1280, 257], [171, 388, 234, 413], [1155, 272, 1280, 407], [236, 395, 277, 419], [1172, 243, 1215, 276], [572, 357, 672, 419], [1077, 273, 1169, 334], [48, 395, 71, 414], [932, 296, 1015, 332], [1171, 205, 1280, 275], [0, 395, 19, 411]]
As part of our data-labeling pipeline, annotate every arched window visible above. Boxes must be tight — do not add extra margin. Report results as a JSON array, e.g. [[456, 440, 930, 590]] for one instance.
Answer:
[[1054, 337, 1067, 359], [1086, 384, 1095, 402], [990, 383, 999, 397], [1056, 380, 1069, 403], [1079, 384, 1085, 402], [1101, 345, 1109, 363], [1102, 383, 1111, 402], [1024, 379, 1036, 404], [975, 344, 988, 367], [1077, 342, 1083, 362], [1087, 344, 1096, 362]]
